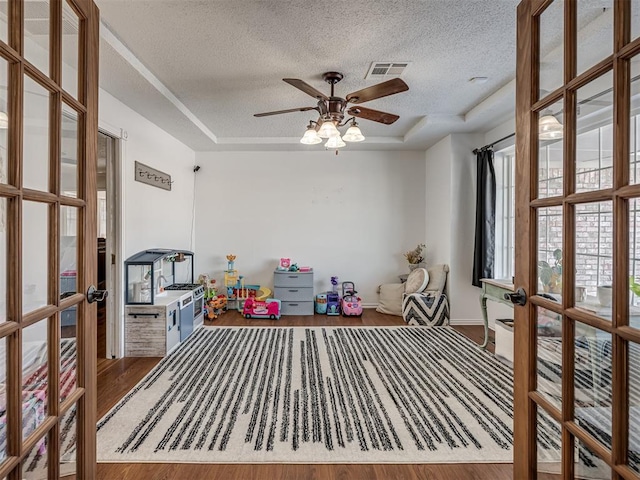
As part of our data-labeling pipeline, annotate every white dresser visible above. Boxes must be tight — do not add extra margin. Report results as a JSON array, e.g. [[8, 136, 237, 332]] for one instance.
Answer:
[[273, 270, 314, 315]]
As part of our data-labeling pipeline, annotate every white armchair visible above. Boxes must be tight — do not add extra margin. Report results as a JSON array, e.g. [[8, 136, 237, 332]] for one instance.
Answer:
[[377, 264, 450, 326]]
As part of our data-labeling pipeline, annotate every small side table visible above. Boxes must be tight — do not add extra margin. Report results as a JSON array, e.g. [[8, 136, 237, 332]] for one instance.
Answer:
[[479, 278, 514, 349]]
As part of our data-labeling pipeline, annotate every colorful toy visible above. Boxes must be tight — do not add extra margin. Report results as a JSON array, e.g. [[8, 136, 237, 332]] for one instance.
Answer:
[[331, 276, 339, 293], [277, 258, 291, 271], [326, 291, 341, 315], [243, 297, 281, 320], [198, 274, 217, 299], [226, 254, 236, 271], [341, 281, 363, 317], [315, 293, 328, 314], [289, 263, 299, 272], [206, 294, 227, 320]]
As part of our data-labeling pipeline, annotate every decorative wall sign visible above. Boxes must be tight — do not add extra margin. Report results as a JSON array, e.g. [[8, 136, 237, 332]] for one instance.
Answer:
[[134, 161, 172, 191]]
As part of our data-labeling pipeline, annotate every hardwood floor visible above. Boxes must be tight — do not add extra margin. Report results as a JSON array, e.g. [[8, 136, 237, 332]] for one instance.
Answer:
[[90, 310, 510, 480]]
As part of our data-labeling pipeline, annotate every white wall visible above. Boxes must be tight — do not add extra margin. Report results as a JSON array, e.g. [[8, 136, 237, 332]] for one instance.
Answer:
[[99, 90, 197, 258], [423, 136, 452, 267], [449, 133, 484, 322], [98, 89, 196, 357], [194, 150, 426, 305], [426, 131, 516, 328]]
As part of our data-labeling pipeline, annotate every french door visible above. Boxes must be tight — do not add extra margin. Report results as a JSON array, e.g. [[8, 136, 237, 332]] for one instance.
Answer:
[[0, 0, 99, 478], [515, 1, 640, 479]]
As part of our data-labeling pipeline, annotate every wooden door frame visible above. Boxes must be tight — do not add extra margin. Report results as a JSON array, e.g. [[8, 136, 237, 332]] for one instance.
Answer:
[[514, 2, 539, 478], [78, 0, 100, 476], [98, 126, 123, 359], [0, 0, 99, 477], [515, 0, 640, 478]]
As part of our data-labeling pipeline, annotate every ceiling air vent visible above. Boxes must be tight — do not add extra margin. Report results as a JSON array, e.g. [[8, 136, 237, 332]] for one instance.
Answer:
[[365, 62, 411, 80]]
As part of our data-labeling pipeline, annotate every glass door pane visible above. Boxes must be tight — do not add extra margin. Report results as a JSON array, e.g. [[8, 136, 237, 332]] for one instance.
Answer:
[[539, 0, 564, 99], [536, 307, 563, 410], [538, 100, 564, 199], [575, 201, 613, 321], [0, 196, 5, 323], [574, 322, 612, 452], [0, 1, 7, 44], [62, 1, 79, 99], [629, 341, 640, 474], [22, 433, 48, 479], [576, 2, 613, 77], [22, 319, 49, 440], [59, 404, 77, 476], [630, 199, 640, 330], [537, 409, 562, 478], [630, 57, 640, 185], [23, 76, 50, 192], [61, 106, 78, 198], [537, 206, 563, 296], [0, 55, 7, 183], [23, 0, 50, 77], [576, 72, 614, 194], [22, 201, 49, 313]]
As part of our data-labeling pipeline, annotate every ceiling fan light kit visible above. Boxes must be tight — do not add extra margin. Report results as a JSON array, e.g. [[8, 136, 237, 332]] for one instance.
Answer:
[[317, 119, 340, 138], [539, 113, 563, 140], [300, 124, 322, 145], [255, 71, 408, 149], [342, 120, 365, 142], [325, 135, 346, 149]]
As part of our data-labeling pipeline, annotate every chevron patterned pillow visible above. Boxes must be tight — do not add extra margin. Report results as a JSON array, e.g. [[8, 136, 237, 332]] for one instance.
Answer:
[[401, 292, 450, 327]]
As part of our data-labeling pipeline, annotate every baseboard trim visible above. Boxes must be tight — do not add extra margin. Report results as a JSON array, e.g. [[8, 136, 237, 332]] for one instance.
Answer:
[[449, 318, 486, 326]]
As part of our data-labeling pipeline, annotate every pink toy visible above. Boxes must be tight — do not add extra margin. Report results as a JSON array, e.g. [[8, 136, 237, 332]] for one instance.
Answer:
[[278, 258, 291, 271], [243, 297, 282, 320], [341, 281, 363, 317]]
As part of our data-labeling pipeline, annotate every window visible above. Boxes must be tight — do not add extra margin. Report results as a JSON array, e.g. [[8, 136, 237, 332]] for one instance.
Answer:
[[495, 121, 638, 302], [494, 145, 515, 280]]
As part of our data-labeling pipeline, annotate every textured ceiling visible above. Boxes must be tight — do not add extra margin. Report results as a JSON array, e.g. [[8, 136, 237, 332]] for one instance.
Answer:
[[91, 0, 613, 152]]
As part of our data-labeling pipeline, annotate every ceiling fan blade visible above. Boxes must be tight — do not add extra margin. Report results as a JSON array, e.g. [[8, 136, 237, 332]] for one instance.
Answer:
[[283, 78, 329, 101], [346, 78, 409, 104], [347, 106, 400, 125], [254, 106, 317, 117]]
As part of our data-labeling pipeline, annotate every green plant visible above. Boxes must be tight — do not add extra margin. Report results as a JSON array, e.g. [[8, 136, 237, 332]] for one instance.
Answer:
[[538, 248, 562, 292], [404, 243, 426, 264], [630, 276, 640, 297]]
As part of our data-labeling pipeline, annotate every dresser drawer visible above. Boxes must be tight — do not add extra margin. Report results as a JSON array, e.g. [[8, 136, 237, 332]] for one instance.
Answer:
[[273, 271, 314, 287], [281, 301, 314, 316], [275, 286, 313, 302]]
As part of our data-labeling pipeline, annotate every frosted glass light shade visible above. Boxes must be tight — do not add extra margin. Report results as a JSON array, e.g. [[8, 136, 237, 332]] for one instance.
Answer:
[[0, 111, 8, 129], [325, 135, 346, 149], [539, 115, 563, 140], [300, 126, 322, 144], [342, 124, 365, 142], [317, 120, 340, 138]]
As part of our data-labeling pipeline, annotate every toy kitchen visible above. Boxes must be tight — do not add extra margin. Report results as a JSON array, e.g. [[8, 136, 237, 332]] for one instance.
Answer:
[[124, 249, 204, 357]]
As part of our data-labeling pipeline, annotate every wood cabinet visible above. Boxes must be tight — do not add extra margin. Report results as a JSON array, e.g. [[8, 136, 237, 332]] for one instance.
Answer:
[[274, 270, 314, 315], [125, 301, 180, 356]]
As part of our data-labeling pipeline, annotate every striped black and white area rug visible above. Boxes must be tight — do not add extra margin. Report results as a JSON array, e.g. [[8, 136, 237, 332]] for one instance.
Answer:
[[96, 326, 539, 464]]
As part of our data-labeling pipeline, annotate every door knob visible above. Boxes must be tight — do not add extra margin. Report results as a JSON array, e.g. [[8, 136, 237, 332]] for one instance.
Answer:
[[504, 287, 527, 306], [87, 285, 109, 304]]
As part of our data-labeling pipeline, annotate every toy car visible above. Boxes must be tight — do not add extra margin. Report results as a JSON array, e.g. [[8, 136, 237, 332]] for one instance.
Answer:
[[341, 281, 363, 317], [326, 292, 341, 315], [242, 297, 281, 320]]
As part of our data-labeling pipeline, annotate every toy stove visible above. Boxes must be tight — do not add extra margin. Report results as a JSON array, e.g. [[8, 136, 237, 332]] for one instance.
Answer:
[[165, 283, 205, 297]]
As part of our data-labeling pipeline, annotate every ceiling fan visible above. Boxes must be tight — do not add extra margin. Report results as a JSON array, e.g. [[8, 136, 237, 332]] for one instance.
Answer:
[[254, 71, 409, 127]]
